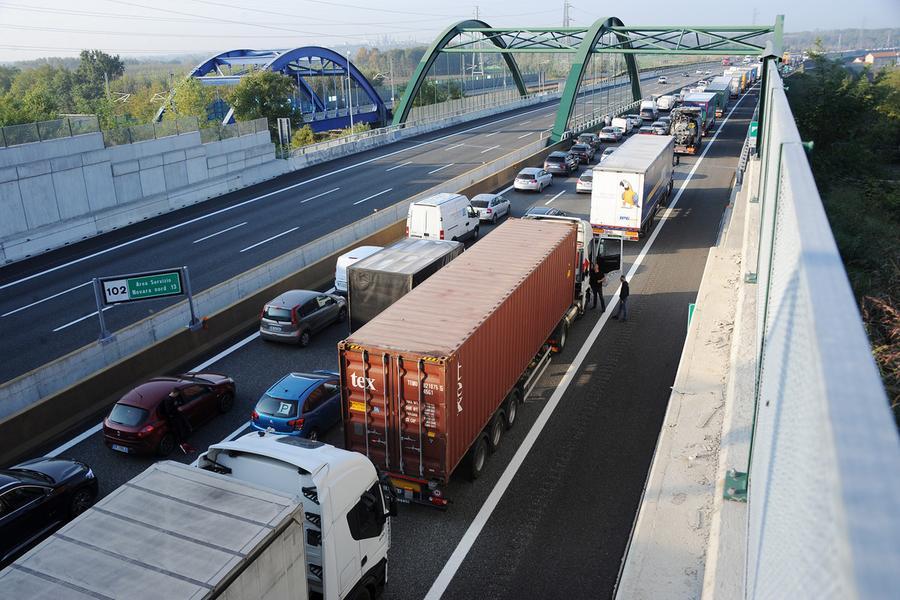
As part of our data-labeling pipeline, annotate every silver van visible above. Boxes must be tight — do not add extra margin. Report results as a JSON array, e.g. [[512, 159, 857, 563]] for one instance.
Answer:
[[259, 290, 347, 346]]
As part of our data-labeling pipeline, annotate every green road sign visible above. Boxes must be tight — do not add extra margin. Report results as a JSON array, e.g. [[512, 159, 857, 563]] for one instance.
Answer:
[[688, 302, 696, 334], [749, 120, 758, 137], [101, 270, 184, 305]]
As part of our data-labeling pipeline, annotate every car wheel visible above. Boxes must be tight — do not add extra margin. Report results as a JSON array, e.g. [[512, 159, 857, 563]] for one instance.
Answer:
[[218, 391, 234, 414], [299, 330, 311, 347], [306, 428, 320, 441], [467, 436, 489, 480], [336, 307, 347, 323], [69, 488, 95, 519], [157, 433, 176, 457], [488, 413, 504, 451], [491, 213, 497, 224], [472, 226, 479, 240]]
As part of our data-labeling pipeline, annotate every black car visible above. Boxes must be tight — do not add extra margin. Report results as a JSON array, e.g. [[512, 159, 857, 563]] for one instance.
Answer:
[[0, 457, 98, 567], [524, 206, 567, 217], [543, 151, 578, 175], [577, 132, 601, 150], [568, 143, 595, 164]]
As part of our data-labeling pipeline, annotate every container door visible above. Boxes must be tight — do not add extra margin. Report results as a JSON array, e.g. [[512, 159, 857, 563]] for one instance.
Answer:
[[393, 356, 446, 482], [343, 348, 394, 472]]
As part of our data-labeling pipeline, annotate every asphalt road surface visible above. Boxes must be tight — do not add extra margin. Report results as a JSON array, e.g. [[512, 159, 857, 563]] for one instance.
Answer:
[[0, 64, 721, 384], [20, 81, 756, 600]]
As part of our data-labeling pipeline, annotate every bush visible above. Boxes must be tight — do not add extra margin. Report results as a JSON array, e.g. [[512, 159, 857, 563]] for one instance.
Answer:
[[291, 125, 316, 148]]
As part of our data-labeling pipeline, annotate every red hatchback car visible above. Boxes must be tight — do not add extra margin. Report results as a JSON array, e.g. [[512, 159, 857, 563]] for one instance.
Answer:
[[103, 373, 235, 456]]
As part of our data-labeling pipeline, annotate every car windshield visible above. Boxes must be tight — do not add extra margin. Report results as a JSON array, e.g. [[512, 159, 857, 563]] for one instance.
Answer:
[[580, 173, 592, 181], [264, 306, 292, 322], [578, 135, 593, 143], [257, 395, 298, 418], [517, 173, 535, 180], [2, 468, 54, 484], [471, 198, 489, 208], [572, 145, 588, 151], [108, 403, 148, 427], [545, 156, 564, 163], [601, 127, 614, 133]]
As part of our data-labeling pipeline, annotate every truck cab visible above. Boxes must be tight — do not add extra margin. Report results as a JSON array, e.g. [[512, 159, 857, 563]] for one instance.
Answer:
[[199, 432, 394, 600]]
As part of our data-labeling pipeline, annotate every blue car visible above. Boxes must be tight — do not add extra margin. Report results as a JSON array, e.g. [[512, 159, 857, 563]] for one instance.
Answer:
[[250, 371, 340, 440]]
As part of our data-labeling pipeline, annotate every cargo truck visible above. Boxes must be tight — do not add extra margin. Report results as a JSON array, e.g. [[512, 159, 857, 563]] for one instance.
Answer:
[[348, 238, 463, 331], [681, 92, 717, 135], [340, 218, 594, 507], [670, 107, 703, 155], [590, 134, 675, 241], [705, 76, 732, 117], [1, 434, 393, 599]]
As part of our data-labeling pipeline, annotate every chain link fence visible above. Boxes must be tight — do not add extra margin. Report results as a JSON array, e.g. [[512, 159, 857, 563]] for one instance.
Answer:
[[746, 60, 900, 599]]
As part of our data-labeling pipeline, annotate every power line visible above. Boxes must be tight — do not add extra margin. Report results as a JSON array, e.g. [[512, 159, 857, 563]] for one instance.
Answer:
[[0, 23, 428, 39]]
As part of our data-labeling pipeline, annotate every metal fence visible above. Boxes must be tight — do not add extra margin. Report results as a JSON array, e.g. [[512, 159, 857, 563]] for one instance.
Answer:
[[0, 115, 100, 148], [746, 60, 900, 599]]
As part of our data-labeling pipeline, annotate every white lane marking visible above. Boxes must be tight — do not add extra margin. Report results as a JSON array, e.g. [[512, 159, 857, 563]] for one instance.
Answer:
[[545, 191, 565, 205], [428, 164, 455, 175], [192, 222, 248, 244], [239, 227, 299, 253], [385, 161, 412, 172], [517, 132, 534, 139], [49, 331, 262, 459], [1, 104, 555, 292], [445, 143, 464, 151], [480, 145, 500, 154], [2, 280, 92, 317], [423, 88, 755, 600], [485, 131, 500, 137], [520, 120, 531, 125], [53, 306, 113, 332], [300, 187, 340, 204], [353, 188, 393, 205], [497, 184, 514, 194]]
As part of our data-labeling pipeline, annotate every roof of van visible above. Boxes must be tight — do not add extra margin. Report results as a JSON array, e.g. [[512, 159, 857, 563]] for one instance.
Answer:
[[413, 192, 466, 207], [593, 134, 673, 173], [350, 238, 463, 275]]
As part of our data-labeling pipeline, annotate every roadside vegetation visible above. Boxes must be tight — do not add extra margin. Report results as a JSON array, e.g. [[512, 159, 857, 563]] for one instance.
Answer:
[[785, 49, 899, 423]]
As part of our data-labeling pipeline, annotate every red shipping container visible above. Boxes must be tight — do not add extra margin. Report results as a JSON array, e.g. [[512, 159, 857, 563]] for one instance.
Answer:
[[340, 219, 576, 493]]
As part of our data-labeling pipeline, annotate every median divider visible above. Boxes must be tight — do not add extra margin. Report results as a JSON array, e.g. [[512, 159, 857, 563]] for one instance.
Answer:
[[0, 133, 567, 465]]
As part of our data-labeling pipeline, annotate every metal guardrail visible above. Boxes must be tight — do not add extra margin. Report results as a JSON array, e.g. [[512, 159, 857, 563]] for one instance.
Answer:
[[745, 60, 900, 598]]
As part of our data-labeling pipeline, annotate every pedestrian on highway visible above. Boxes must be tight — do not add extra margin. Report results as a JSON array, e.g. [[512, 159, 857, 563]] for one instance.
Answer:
[[612, 276, 629, 321], [589, 262, 606, 311], [162, 390, 195, 454]]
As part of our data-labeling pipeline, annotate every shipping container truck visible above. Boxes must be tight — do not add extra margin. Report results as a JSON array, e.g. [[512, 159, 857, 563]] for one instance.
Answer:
[[705, 76, 732, 117], [589, 134, 675, 241], [681, 92, 717, 135], [670, 107, 703, 155], [340, 218, 593, 507], [1, 435, 393, 599], [348, 238, 464, 331], [728, 75, 741, 98]]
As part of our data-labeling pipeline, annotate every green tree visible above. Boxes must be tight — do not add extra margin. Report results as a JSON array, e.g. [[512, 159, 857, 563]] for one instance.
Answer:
[[0, 66, 18, 94], [74, 49, 125, 101], [226, 70, 297, 127], [169, 77, 214, 121], [290, 125, 316, 148]]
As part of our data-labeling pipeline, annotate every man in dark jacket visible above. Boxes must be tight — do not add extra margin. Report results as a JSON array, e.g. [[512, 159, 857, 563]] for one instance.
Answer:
[[589, 262, 606, 311], [612, 275, 629, 321], [162, 390, 195, 454]]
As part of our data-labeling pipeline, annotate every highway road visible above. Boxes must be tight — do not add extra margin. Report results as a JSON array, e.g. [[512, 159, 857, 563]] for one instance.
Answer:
[[0, 63, 720, 384], [19, 80, 757, 599]]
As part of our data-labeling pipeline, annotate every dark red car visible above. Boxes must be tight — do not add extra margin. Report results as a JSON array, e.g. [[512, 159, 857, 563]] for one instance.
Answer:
[[103, 373, 235, 456]]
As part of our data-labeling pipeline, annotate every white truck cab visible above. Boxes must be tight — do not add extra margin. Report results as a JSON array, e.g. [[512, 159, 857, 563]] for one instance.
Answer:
[[199, 432, 394, 600], [406, 193, 479, 242]]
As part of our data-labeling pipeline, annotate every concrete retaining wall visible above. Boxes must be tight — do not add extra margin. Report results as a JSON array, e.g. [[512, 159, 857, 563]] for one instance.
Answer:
[[0, 130, 282, 264], [0, 133, 564, 465]]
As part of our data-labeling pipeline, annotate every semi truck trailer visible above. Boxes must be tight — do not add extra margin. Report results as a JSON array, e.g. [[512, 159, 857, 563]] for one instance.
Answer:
[[705, 76, 732, 117], [340, 218, 592, 507], [590, 134, 675, 241]]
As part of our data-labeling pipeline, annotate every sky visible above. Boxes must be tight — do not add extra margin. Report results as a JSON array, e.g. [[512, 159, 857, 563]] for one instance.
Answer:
[[0, 0, 898, 62]]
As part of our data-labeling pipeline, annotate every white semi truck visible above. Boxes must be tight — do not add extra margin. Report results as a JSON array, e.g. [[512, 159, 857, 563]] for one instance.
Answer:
[[0, 432, 393, 600]]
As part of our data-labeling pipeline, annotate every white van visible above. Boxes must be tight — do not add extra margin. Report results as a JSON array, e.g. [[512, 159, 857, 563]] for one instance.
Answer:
[[639, 99, 658, 121], [406, 193, 480, 242], [334, 245, 383, 294], [611, 116, 632, 135]]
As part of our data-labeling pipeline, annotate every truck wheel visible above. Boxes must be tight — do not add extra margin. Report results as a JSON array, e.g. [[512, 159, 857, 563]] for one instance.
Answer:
[[554, 321, 569, 352], [467, 436, 489, 480], [487, 413, 504, 452], [503, 394, 519, 429]]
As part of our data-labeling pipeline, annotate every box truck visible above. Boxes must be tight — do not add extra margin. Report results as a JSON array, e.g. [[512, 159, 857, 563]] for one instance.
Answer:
[[681, 92, 717, 135], [340, 218, 594, 507], [705, 76, 732, 117], [656, 94, 676, 111], [348, 238, 464, 331], [0, 434, 392, 599], [639, 99, 658, 121], [590, 134, 675, 240], [670, 107, 703, 155]]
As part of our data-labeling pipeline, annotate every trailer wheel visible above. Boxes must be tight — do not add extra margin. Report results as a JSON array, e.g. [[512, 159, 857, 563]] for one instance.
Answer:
[[487, 413, 504, 452], [503, 394, 519, 429], [467, 436, 489, 480], [554, 321, 569, 352]]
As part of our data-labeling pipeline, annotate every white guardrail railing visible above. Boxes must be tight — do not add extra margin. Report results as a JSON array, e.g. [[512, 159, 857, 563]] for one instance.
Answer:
[[746, 60, 900, 598]]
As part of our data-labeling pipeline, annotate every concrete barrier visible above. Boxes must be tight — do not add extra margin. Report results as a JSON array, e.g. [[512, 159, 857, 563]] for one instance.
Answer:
[[0, 135, 565, 465]]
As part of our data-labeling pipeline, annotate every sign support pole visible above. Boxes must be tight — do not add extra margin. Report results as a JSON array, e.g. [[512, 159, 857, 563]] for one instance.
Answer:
[[182, 266, 202, 331], [92, 278, 115, 344]]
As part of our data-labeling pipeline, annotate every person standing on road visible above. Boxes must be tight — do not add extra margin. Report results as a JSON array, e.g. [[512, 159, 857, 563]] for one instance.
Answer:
[[589, 262, 606, 311], [612, 276, 629, 321], [162, 390, 195, 454]]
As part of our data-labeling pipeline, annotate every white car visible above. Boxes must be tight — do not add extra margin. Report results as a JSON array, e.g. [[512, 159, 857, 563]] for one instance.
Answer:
[[576, 170, 593, 194], [598, 126, 622, 142], [471, 193, 510, 223], [625, 114, 643, 129], [705, 70, 712, 75], [658, 76, 668, 84], [600, 147, 616, 161], [514, 167, 552, 192], [696, 69, 703, 74]]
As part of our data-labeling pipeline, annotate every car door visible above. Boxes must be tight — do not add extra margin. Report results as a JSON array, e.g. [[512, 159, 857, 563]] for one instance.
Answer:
[[540, 170, 551, 187], [319, 380, 342, 428], [178, 384, 209, 427], [496, 196, 509, 217], [314, 295, 339, 330], [0, 485, 53, 563], [298, 298, 320, 332], [301, 386, 329, 434]]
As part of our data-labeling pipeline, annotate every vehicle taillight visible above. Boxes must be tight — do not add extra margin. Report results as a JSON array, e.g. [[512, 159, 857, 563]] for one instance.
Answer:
[[439, 230, 444, 240], [486, 208, 492, 214], [251, 410, 259, 421], [287, 418, 305, 430], [260, 308, 265, 320], [405, 226, 409, 235], [137, 424, 155, 438], [291, 309, 298, 326]]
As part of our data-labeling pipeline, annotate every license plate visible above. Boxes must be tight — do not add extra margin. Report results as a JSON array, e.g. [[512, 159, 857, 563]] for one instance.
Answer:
[[391, 477, 421, 493], [269, 325, 282, 332], [111, 444, 130, 453]]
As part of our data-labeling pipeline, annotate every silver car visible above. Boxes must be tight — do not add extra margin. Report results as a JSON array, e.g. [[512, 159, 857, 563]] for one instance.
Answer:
[[514, 167, 552, 192], [260, 289, 346, 346], [600, 147, 616, 161], [598, 126, 622, 142], [471, 193, 511, 224], [576, 170, 593, 194]]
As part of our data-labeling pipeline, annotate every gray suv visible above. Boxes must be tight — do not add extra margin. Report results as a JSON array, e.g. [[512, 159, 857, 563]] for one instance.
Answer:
[[260, 290, 347, 346]]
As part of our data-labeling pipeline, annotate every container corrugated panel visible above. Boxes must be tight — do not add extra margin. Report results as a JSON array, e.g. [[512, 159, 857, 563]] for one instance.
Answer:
[[340, 219, 576, 483]]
